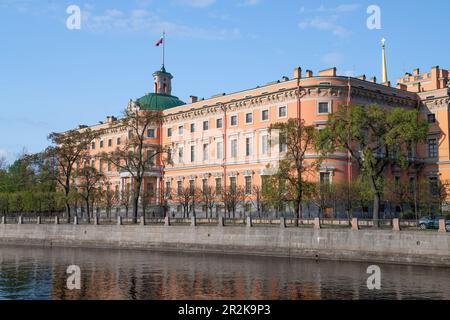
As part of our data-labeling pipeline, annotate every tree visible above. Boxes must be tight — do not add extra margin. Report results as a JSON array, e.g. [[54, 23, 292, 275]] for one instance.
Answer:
[[74, 159, 104, 222], [173, 187, 192, 218], [318, 105, 429, 226], [101, 108, 164, 223], [269, 119, 321, 225], [201, 185, 216, 219], [101, 182, 119, 220], [47, 128, 100, 222], [221, 186, 246, 218], [250, 186, 264, 218]]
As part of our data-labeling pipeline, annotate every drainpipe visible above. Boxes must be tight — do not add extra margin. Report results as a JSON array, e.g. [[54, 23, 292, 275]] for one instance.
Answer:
[[346, 77, 353, 219], [221, 104, 228, 200]]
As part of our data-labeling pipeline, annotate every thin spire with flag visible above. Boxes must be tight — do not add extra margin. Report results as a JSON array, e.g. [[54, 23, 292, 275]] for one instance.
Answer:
[[155, 32, 166, 68]]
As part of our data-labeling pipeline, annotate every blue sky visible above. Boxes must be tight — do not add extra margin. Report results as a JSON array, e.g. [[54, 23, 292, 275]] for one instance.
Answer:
[[0, 0, 449, 163]]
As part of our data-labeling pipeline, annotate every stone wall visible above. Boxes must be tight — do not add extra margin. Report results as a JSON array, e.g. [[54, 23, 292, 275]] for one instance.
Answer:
[[1, 224, 450, 267]]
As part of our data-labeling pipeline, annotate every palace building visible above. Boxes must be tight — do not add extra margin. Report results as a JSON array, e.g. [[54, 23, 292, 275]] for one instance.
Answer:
[[75, 43, 450, 217]]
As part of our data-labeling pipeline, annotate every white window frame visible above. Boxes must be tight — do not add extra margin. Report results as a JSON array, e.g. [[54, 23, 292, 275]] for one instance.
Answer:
[[178, 125, 184, 136], [245, 112, 253, 124], [261, 135, 269, 155], [278, 106, 288, 119], [230, 115, 238, 127], [261, 109, 270, 122], [231, 139, 238, 158], [317, 100, 331, 115]]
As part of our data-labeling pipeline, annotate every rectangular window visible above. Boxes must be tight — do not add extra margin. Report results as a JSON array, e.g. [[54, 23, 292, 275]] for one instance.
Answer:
[[262, 135, 269, 155], [318, 102, 330, 114], [245, 113, 253, 124], [147, 150, 156, 166], [107, 161, 112, 172], [190, 145, 195, 162], [429, 177, 438, 196], [203, 121, 209, 131], [215, 178, 222, 196], [167, 148, 172, 162], [190, 123, 195, 133], [245, 137, 252, 157], [428, 114, 436, 124], [216, 118, 223, 129], [98, 160, 103, 173], [262, 109, 269, 121], [203, 144, 209, 161], [178, 147, 184, 163], [428, 138, 438, 158], [230, 115, 238, 126], [128, 130, 133, 139], [320, 172, 331, 184], [217, 142, 223, 160], [91, 142, 96, 150], [165, 181, 171, 198], [245, 176, 252, 195], [108, 139, 112, 147], [179, 125, 184, 135], [202, 179, 208, 194], [231, 139, 238, 158], [177, 181, 182, 196], [278, 106, 287, 118], [167, 128, 172, 137], [279, 133, 287, 153], [147, 129, 156, 138], [117, 137, 121, 145], [230, 177, 237, 193], [100, 140, 104, 148], [189, 180, 195, 196]]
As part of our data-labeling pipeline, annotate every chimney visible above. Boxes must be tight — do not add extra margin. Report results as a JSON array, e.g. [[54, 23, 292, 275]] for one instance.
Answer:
[[106, 116, 117, 124], [370, 77, 377, 83], [189, 96, 198, 104], [293, 67, 302, 79], [281, 76, 290, 82], [382, 81, 391, 87], [357, 75, 366, 81], [396, 83, 407, 90], [413, 68, 420, 76], [305, 70, 313, 78], [318, 67, 337, 77]]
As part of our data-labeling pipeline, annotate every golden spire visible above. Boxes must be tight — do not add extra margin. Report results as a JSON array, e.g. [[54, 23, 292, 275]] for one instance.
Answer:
[[381, 37, 388, 83]]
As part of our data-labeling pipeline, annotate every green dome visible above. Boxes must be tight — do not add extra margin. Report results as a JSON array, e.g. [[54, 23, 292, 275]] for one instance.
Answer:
[[136, 93, 185, 111]]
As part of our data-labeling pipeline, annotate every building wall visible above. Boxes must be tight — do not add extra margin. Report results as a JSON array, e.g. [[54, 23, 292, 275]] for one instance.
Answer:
[[75, 66, 450, 216]]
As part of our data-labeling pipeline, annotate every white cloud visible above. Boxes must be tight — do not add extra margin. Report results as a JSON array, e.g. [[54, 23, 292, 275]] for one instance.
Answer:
[[335, 4, 361, 13], [299, 16, 350, 37], [81, 7, 241, 40], [173, 0, 216, 8]]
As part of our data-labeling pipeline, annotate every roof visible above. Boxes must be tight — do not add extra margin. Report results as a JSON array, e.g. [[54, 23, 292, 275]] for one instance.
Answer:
[[136, 93, 185, 111]]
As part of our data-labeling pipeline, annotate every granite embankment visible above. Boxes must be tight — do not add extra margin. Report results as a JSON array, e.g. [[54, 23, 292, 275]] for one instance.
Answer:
[[1, 222, 450, 267]]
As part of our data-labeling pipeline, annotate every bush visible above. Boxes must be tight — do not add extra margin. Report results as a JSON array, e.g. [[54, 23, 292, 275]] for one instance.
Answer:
[[401, 211, 416, 220]]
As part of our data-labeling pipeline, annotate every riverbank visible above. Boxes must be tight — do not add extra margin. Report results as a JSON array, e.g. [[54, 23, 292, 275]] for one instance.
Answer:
[[1, 224, 450, 267]]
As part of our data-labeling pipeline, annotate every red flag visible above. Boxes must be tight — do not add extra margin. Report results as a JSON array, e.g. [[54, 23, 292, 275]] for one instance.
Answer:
[[155, 38, 164, 47]]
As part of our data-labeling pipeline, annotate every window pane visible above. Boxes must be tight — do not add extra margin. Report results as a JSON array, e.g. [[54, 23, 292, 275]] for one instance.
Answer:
[[318, 102, 329, 114]]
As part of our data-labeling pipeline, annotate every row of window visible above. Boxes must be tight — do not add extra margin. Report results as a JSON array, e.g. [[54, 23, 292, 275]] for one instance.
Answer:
[[167, 172, 333, 199], [166, 106, 291, 137], [169, 135, 285, 164], [91, 137, 122, 150]]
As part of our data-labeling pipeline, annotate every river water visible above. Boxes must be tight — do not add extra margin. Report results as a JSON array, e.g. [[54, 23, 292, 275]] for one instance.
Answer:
[[0, 245, 449, 300]]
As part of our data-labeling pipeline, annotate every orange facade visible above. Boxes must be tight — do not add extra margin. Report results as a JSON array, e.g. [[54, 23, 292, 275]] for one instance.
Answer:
[[78, 64, 450, 216]]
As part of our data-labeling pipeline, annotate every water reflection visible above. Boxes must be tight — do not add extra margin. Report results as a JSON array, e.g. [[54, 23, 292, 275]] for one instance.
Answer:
[[0, 246, 449, 300]]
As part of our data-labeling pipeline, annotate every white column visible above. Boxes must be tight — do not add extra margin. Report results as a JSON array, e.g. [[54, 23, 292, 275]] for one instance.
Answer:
[[156, 177, 161, 205]]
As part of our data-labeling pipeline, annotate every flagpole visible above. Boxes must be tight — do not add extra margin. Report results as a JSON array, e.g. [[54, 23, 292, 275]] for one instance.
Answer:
[[162, 31, 166, 68]]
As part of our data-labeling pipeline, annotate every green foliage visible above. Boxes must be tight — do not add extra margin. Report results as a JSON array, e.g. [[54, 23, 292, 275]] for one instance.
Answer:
[[317, 104, 429, 222]]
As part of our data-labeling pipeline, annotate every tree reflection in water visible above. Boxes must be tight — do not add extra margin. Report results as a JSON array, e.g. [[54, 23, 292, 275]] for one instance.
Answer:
[[0, 246, 449, 300]]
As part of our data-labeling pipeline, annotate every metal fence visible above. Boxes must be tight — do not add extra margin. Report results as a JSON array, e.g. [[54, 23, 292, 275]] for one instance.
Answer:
[[0, 214, 444, 233]]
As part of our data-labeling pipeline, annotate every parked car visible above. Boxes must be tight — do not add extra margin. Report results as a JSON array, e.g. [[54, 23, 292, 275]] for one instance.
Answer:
[[418, 216, 450, 231]]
